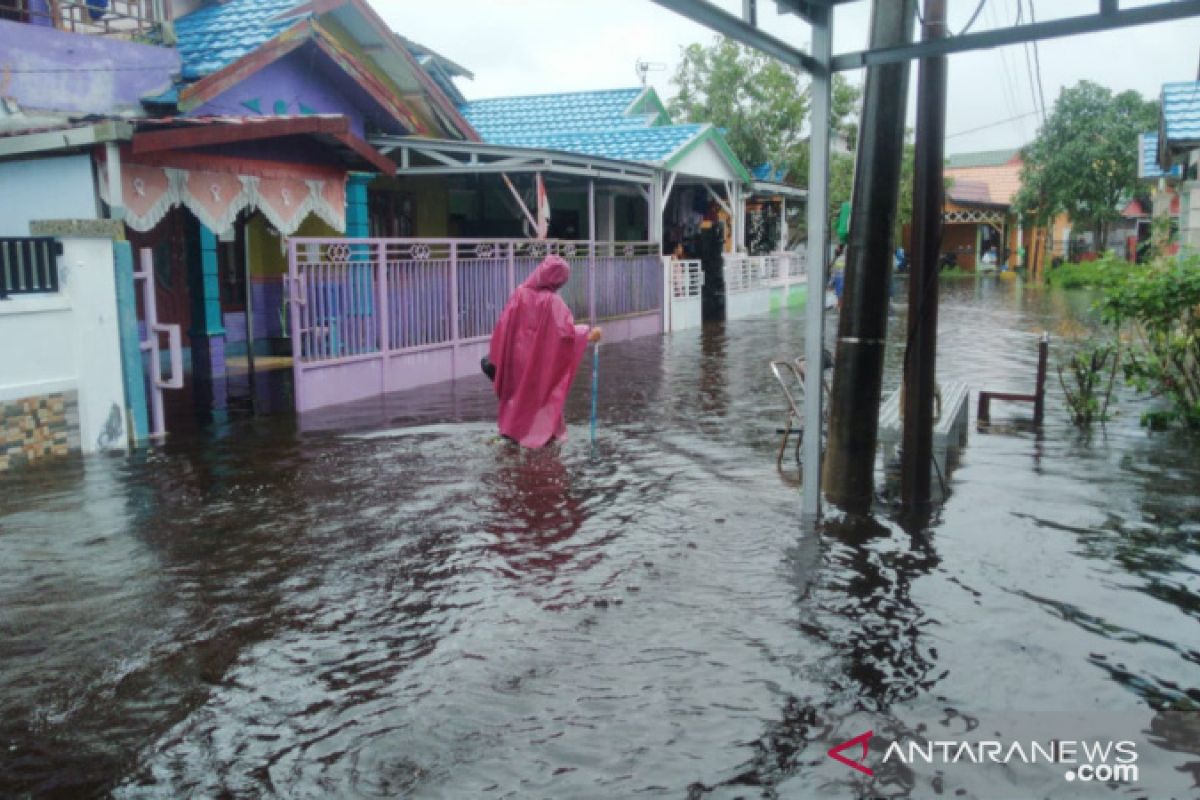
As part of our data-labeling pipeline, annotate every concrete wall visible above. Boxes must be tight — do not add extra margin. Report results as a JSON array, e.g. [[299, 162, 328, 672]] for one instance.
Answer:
[[0, 237, 128, 463], [0, 19, 179, 116], [0, 156, 99, 237], [1183, 151, 1200, 254]]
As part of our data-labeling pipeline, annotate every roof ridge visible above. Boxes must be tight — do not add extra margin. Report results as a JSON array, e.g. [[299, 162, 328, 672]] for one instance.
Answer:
[[462, 87, 645, 104]]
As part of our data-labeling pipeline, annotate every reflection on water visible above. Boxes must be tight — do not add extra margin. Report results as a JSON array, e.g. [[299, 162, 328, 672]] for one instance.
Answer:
[[1, 279, 1198, 798]]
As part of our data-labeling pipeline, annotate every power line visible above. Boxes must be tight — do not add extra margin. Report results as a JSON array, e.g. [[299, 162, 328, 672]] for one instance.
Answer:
[[1016, 0, 1041, 131], [1028, 0, 1049, 124], [947, 109, 1041, 139], [959, 0, 989, 36]]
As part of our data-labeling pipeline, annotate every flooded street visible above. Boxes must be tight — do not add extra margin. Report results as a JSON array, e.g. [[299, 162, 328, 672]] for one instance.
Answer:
[[2, 278, 1198, 799]]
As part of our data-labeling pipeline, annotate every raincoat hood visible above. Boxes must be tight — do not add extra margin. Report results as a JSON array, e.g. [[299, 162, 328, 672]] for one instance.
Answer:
[[523, 255, 571, 291]]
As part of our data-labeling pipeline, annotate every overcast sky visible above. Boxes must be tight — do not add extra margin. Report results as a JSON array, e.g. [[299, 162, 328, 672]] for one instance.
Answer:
[[387, 0, 1200, 156]]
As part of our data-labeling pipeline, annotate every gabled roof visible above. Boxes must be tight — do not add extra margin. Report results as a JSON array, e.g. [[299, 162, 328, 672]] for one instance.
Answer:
[[170, 0, 477, 141], [460, 87, 669, 142], [945, 150, 1024, 207], [174, 0, 306, 81], [945, 148, 1021, 169], [460, 86, 750, 182]]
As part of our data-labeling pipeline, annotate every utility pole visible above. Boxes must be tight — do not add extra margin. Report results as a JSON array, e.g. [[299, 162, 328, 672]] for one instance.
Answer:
[[901, 0, 948, 516], [823, 0, 917, 512]]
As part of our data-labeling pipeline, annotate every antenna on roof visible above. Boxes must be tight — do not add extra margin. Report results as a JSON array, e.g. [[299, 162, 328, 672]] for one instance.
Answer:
[[635, 60, 666, 87]]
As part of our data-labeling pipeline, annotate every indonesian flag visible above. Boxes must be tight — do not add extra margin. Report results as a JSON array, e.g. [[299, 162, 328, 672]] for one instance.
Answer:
[[535, 173, 551, 240]]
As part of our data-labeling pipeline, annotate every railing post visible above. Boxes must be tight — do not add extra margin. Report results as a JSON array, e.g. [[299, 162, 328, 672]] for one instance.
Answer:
[[376, 241, 389, 396], [287, 238, 305, 414], [450, 241, 460, 377], [506, 241, 516, 294]]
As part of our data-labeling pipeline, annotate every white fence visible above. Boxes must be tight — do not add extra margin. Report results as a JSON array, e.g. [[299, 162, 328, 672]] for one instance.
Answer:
[[724, 252, 805, 293]]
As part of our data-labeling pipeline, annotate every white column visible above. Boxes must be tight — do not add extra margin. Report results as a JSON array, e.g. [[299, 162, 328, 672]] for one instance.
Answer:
[[780, 198, 789, 253], [803, 6, 833, 521], [104, 142, 125, 222]]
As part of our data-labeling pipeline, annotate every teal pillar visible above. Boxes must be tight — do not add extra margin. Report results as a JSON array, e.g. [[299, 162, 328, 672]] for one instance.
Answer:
[[191, 224, 227, 389], [346, 173, 376, 327], [113, 242, 149, 443], [346, 172, 373, 238]]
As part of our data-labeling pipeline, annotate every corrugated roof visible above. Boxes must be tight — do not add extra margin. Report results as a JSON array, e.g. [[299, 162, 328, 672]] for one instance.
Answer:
[[1140, 131, 1183, 180], [487, 125, 705, 164], [174, 0, 308, 81], [1162, 81, 1200, 145], [945, 148, 1021, 169], [459, 88, 657, 141]]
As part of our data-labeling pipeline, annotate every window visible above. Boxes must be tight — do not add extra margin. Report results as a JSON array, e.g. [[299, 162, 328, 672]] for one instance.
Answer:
[[0, 1, 28, 22], [0, 238, 62, 298]]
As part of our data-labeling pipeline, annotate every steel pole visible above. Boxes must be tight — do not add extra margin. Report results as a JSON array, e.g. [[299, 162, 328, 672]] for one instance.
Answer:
[[823, 0, 917, 512], [801, 5, 832, 521], [901, 0, 948, 515]]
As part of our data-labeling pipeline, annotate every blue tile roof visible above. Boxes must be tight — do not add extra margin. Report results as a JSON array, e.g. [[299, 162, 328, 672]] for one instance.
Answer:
[[1162, 81, 1200, 145], [459, 88, 659, 141], [1140, 132, 1182, 180], [490, 125, 706, 163], [174, 0, 309, 81]]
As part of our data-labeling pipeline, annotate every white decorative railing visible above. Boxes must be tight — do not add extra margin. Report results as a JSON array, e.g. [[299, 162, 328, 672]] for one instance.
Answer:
[[724, 252, 805, 293], [671, 259, 703, 299]]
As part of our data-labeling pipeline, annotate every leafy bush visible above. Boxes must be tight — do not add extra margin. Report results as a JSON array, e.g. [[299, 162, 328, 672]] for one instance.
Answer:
[[1098, 256, 1200, 429], [1046, 252, 1131, 290], [1058, 344, 1118, 427]]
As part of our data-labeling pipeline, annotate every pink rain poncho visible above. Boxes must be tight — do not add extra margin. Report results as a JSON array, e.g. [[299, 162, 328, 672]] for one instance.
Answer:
[[489, 256, 591, 448]]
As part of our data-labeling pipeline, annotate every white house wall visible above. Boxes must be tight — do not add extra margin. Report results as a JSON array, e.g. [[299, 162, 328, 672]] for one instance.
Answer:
[[0, 155, 99, 237], [671, 139, 741, 183], [0, 238, 127, 465]]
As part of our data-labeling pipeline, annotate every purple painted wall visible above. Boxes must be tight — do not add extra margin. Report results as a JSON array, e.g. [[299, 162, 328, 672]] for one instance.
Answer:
[[223, 280, 287, 348], [29, 0, 53, 27], [191, 43, 407, 138], [0, 19, 179, 115]]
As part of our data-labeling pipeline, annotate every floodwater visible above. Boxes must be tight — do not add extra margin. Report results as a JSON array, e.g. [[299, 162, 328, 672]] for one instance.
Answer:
[[1, 278, 1198, 799]]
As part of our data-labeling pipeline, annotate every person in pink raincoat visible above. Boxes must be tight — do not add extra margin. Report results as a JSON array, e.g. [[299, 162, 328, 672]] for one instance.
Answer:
[[487, 255, 603, 448]]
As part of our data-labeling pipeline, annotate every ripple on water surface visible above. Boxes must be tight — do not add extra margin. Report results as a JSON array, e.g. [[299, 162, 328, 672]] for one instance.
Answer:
[[0, 280, 1197, 799]]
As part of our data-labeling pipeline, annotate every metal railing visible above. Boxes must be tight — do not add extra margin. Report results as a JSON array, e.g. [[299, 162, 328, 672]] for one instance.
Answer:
[[288, 239, 663, 365], [0, 237, 62, 298], [724, 252, 804, 293], [671, 259, 703, 299], [5, 0, 171, 39]]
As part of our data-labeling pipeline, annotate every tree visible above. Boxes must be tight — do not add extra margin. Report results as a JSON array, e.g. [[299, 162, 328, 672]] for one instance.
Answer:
[[1014, 81, 1159, 249], [668, 37, 859, 183]]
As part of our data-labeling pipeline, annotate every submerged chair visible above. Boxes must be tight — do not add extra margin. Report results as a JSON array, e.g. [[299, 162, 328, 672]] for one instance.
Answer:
[[770, 351, 832, 468], [978, 332, 1050, 426]]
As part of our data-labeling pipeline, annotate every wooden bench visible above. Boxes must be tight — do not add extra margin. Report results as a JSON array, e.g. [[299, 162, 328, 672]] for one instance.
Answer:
[[877, 381, 970, 472]]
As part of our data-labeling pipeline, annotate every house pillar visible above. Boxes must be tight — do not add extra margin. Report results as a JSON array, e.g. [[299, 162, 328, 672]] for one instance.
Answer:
[[191, 224, 227, 403], [346, 172, 373, 238]]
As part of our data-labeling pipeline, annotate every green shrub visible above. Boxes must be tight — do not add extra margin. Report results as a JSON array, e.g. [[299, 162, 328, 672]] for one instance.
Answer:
[[1099, 256, 1200, 429], [1046, 253, 1132, 290], [1058, 344, 1118, 427]]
